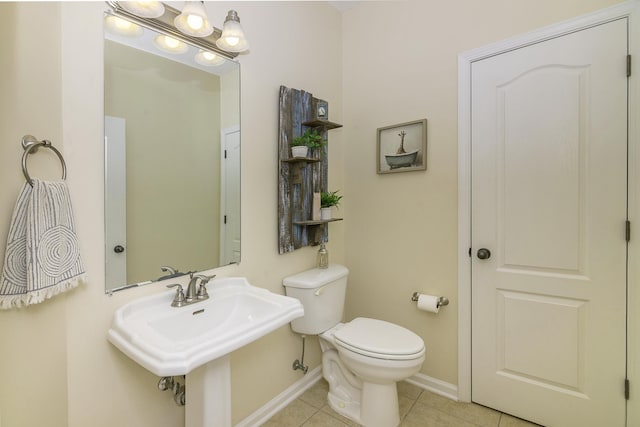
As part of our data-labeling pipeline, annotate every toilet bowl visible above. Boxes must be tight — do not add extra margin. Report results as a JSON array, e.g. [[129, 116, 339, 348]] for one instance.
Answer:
[[320, 318, 425, 426], [282, 265, 425, 427]]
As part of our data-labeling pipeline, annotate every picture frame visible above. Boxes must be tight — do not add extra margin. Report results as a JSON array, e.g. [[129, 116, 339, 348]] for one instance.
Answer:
[[376, 119, 427, 174]]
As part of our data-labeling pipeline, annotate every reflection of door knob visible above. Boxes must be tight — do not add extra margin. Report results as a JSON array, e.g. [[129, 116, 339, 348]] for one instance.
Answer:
[[114, 245, 125, 253], [477, 248, 491, 260]]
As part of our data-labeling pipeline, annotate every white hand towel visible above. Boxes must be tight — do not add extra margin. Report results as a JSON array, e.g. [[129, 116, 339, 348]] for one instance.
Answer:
[[0, 178, 87, 309]]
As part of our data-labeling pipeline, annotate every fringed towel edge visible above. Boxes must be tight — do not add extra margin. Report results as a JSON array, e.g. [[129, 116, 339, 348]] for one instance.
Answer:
[[0, 274, 87, 310]]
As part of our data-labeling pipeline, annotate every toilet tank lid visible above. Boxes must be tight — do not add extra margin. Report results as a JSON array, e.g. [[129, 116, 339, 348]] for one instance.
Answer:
[[283, 264, 349, 289]]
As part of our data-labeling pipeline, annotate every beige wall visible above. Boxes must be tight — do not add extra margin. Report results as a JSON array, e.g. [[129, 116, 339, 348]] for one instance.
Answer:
[[341, 0, 624, 385], [0, 4, 69, 426], [0, 1, 628, 426]]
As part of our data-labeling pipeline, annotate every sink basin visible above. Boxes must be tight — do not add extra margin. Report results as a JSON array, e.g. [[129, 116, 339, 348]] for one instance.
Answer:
[[107, 277, 304, 377]]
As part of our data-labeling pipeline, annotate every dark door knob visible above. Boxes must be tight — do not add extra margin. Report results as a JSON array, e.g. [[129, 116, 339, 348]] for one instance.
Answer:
[[114, 245, 125, 253], [477, 248, 491, 260]]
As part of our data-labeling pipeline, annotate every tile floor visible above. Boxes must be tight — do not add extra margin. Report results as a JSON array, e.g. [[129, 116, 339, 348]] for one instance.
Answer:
[[263, 379, 541, 427]]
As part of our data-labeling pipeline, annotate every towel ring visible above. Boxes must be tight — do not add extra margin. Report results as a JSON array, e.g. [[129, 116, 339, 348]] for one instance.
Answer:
[[21, 135, 67, 187]]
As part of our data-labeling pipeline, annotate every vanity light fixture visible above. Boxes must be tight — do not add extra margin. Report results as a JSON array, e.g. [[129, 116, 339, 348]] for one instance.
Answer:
[[153, 34, 189, 54], [108, 1, 247, 58], [104, 15, 144, 37], [216, 10, 249, 53], [174, 1, 213, 37], [119, 0, 165, 18], [195, 49, 225, 66]]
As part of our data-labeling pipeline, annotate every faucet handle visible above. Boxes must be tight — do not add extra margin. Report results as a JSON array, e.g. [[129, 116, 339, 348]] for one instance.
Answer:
[[195, 274, 215, 299], [166, 283, 185, 307], [195, 274, 215, 284]]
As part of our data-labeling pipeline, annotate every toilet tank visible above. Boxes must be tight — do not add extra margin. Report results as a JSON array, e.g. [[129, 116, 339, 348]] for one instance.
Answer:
[[282, 264, 349, 335]]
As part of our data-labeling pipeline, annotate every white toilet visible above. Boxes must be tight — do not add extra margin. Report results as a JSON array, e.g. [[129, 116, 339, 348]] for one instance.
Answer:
[[283, 264, 425, 427]]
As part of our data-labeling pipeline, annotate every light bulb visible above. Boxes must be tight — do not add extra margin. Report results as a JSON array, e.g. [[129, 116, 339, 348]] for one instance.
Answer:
[[105, 15, 143, 37], [164, 36, 179, 49], [186, 14, 204, 30], [195, 49, 226, 66], [115, 17, 133, 30], [224, 36, 239, 47], [153, 35, 189, 54]]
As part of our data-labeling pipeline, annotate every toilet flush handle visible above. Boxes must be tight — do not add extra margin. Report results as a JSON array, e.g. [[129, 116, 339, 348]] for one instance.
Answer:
[[314, 286, 327, 296]]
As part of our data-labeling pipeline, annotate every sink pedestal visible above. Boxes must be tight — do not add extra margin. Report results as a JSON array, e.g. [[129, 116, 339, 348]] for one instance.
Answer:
[[185, 355, 231, 427]]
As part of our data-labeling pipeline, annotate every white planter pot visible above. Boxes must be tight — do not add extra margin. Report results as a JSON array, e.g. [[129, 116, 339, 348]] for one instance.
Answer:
[[320, 207, 332, 220], [291, 146, 308, 158]]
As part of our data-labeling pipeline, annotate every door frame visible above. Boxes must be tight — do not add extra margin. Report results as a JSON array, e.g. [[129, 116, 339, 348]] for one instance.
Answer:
[[457, 0, 640, 403]]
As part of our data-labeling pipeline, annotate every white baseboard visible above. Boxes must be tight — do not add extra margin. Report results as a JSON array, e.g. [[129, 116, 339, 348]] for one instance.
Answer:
[[405, 373, 459, 402], [234, 366, 322, 427], [235, 367, 458, 426]]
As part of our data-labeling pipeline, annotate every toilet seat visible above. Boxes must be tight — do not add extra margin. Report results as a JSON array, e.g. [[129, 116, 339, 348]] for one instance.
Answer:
[[333, 317, 425, 360]]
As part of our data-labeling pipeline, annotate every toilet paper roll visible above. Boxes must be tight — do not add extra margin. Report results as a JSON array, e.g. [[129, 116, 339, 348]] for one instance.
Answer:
[[416, 294, 440, 314]]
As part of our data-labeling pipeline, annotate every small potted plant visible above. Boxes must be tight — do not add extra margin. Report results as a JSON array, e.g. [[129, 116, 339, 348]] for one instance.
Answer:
[[320, 190, 342, 220], [291, 129, 326, 158]]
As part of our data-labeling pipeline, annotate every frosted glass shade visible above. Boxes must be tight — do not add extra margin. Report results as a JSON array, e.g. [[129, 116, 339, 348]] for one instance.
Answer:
[[120, 1, 165, 18], [174, 1, 214, 37], [215, 10, 249, 53]]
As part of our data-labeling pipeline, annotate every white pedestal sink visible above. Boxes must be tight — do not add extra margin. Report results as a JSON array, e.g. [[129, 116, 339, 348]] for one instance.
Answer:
[[107, 277, 304, 427]]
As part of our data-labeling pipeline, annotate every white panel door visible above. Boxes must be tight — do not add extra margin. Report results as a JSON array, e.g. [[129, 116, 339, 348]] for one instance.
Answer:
[[220, 126, 240, 265], [471, 19, 628, 426]]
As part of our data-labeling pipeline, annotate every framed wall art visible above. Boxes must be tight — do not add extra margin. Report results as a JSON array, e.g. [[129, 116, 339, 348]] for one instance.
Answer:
[[376, 119, 427, 174]]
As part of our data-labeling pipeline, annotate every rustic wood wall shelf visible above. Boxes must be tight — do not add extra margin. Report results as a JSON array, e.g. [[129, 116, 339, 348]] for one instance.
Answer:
[[301, 119, 343, 130], [278, 86, 342, 254], [292, 218, 344, 226], [281, 157, 322, 164]]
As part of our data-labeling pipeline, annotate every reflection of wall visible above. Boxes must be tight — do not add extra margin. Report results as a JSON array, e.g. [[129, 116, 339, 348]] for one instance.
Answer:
[[221, 67, 240, 130], [104, 41, 220, 283]]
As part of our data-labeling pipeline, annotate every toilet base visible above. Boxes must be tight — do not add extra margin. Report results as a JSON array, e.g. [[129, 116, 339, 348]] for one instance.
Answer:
[[322, 346, 402, 427], [361, 382, 400, 427], [323, 348, 363, 424], [327, 389, 362, 425], [325, 376, 401, 427]]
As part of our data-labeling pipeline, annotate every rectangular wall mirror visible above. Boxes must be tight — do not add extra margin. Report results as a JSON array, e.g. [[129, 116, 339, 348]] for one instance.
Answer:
[[103, 11, 241, 293]]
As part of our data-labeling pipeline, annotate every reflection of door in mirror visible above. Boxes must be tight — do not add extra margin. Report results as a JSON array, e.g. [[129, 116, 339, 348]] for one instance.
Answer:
[[104, 26, 240, 293], [221, 126, 240, 265]]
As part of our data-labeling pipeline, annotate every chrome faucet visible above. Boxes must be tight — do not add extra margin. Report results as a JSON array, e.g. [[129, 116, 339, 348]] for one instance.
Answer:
[[161, 265, 177, 275], [167, 273, 216, 307], [158, 265, 187, 281], [185, 273, 200, 302]]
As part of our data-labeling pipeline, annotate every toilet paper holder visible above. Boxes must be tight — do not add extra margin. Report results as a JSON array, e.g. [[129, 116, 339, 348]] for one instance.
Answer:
[[411, 292, 449, 308]]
